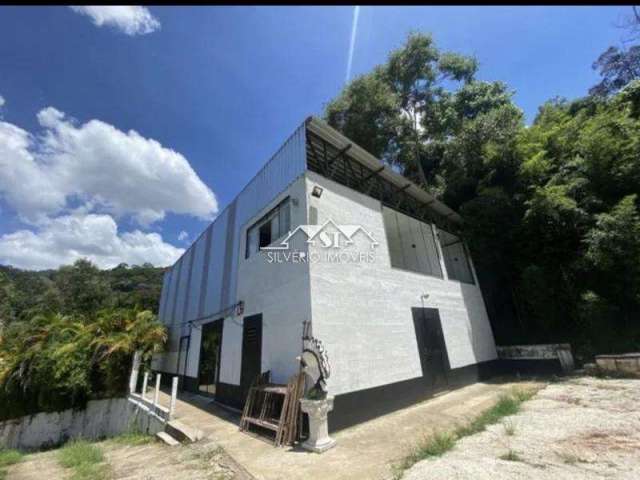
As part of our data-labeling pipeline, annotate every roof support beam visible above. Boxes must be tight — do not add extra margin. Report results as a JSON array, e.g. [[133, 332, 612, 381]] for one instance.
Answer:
[[305, 127, 463, 235], [357, 165, 385, 189], [394, 183, 412, 209], [326, 144, 352, 177]]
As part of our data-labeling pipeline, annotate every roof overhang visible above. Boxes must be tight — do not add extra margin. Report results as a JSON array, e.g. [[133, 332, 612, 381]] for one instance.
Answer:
[[305, 116, 463, 225]]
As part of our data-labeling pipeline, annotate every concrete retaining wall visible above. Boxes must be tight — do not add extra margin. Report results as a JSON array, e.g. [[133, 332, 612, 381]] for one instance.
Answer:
[[0, 397, 164, 451], [595, 353, 640, 377], [497, 343, 574, 374]]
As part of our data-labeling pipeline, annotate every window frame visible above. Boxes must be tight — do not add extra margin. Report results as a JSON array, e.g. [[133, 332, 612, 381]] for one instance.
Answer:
[[382, 206, 444, 280], [245, 196, 291, 259], [437, 229, 475, 285]]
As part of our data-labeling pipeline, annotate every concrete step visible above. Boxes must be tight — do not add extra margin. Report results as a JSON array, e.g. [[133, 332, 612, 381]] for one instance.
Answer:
[[156, 431, 180, 446], [166, 419, 204, 443]]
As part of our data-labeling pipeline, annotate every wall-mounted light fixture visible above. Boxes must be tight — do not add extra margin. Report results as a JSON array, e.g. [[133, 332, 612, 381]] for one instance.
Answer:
[[311, 186, 323, 198]]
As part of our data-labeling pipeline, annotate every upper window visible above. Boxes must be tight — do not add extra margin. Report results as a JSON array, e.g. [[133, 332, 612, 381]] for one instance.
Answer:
[[245, 197, 291, 258], [438, 229, 474, 284], [382, 207, 443, 278]]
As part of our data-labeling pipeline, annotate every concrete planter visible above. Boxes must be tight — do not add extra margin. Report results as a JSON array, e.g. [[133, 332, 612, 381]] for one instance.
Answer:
[[299, 397, 336, 453]]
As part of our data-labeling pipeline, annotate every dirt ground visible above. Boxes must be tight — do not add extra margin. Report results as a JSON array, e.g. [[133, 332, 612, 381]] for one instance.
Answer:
[[404, 376, 640, 480], [7, 437, 253, 480]]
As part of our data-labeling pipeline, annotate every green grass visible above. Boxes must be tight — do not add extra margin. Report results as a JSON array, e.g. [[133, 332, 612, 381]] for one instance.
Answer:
[[455, 388, 533, 438], [393, 387, 535, 479], [111, 431, 154, 446], [396, 431, 456, 472], [58, 440, 110, 480], [0, 449, 23, 468], [0, 449, 25, 480], [499, 450, 522, 462]]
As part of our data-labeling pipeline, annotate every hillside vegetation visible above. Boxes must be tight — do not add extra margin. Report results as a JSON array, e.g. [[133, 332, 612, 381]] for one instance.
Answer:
[[0, 260, 167, 420], [325, 31, 640, 361]]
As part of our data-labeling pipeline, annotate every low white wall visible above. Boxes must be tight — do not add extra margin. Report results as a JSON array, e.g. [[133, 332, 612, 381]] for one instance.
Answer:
[[0, 398, 164, 451]]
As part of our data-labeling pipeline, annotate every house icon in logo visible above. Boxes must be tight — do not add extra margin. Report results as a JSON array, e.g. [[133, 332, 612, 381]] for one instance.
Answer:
[[262, 219, 379, 251]]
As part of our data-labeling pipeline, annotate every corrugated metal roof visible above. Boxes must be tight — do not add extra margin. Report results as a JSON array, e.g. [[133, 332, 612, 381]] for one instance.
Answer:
[[305, 116, 462, 224]]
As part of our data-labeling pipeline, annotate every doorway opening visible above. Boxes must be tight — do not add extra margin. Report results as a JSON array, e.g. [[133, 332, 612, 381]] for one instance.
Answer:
[[240, 314, 263, 403], [412, 307, 449, 392], [198, 319, 223, 396]]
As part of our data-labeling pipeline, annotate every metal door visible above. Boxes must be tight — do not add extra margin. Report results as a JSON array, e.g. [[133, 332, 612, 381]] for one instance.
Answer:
[[240, 314, 263, 402], [412, 307, 449, 391]]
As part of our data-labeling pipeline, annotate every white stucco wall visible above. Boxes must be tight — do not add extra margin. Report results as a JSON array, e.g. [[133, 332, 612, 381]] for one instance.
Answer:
[[306, 171, 497, 397], [220, 175, 311, 386]]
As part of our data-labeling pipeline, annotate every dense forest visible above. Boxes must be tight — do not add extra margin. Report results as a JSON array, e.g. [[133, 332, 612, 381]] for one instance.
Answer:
[[0, 260, 165, 324], [325, 18, 640, 362], [0, 260, 166, 419]]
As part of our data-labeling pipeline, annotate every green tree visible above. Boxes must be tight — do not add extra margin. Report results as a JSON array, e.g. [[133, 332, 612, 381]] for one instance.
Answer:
[[326, 31, 640, 360], [585, 195, 640, 312], [0, 308, 166, 420], [590, 46, 640, 97], [326, 33, 486, 188], [54, 259, 112, 316], [0, 272, 16, 327]]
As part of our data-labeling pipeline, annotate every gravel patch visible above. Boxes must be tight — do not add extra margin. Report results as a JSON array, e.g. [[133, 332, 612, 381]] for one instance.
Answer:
[[403, 377, 640, 480]]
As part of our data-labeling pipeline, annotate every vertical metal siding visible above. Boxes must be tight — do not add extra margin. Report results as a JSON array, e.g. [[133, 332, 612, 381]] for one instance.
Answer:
[[197, 226, 213, 318], [174, 250, 191, 326], [158, 121, 307, 378], [181, 246, 197, 325], [228, 124, 307, 304], [157, 271, 171, 323], [220, 200, 237, 310], [202, 208, 229, 317], [165, 261, 180, 324], [186, 233, 206, 322]]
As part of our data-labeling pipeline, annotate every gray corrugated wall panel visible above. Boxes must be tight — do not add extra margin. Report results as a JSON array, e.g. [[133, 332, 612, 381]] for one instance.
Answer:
[[165, 262, 180, 325], [202, 208, 229, 317], [181, 246, 197, 324], [186, 233, 207, 322], [198, 226, 213, 318], [228, 124, 307, 304], [220, 200, 237, 310], [164, 122, 307, 323], [157, 271, 171, 323], [174, 250, 192, 326]]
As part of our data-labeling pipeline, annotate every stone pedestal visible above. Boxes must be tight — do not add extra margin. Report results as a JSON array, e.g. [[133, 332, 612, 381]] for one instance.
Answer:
[[299, 397, 336, 453]]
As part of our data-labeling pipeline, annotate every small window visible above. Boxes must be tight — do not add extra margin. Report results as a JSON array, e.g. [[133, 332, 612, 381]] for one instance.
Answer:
[[382, 207, 443, 278], [259, 222, 272, 249], [245, 197, 291, 258], [438, 229, 474, 284]]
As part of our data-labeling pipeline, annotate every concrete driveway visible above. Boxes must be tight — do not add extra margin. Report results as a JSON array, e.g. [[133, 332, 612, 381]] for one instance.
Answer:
[[164, 378, 543, 480]]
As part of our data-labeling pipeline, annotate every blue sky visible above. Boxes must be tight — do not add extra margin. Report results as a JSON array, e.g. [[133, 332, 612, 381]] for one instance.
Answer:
[[0, 6, 633, 269]]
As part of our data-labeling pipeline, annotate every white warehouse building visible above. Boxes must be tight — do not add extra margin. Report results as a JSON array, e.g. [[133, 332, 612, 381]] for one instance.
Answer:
[[152, 117, 498, 430]]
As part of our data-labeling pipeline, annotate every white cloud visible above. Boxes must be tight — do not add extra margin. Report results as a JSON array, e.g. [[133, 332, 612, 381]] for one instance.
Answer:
[[178, 230, 189, 242], [0, 213, 183, 270], [0, 95, 5, 108], [0, 107, 218, 225], [70, 6, 160, 36]]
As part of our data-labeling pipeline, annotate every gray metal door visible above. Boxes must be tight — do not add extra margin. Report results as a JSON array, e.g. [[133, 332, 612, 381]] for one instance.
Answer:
[[240, 314, 262, 403], [412, 307, 449, 391]]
